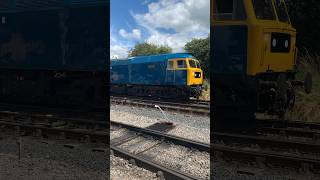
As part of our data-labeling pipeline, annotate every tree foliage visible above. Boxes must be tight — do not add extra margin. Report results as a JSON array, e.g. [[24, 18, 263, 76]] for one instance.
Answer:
[[184, 37, 210, 79], [128, 42, 172, 57], [286, 1, 320, 55]]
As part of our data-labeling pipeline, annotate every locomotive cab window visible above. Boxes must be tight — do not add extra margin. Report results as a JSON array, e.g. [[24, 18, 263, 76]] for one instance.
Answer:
[[196, 61, 200, 68], [189, 60, 197, 68], [214, 0, 246, 20], [177, 60, 187, 69], [189, 59, 201, 68], [252, 0, 276, 20], [274, 0, 290, 23]]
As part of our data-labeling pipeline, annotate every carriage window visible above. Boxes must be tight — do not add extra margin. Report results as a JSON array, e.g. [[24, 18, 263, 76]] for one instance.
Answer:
[[274, 0, 290, 23], [167, 61, 174, 70], [177, 60, 187, 68], [214, 0, 246, 20], [252, 0, 276, 20]]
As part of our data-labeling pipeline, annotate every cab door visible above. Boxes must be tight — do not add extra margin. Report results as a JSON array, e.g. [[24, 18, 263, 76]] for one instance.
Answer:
[[175, 59, 188, 86], [212, 0, 248, 75], [165, 60, 175, 85]]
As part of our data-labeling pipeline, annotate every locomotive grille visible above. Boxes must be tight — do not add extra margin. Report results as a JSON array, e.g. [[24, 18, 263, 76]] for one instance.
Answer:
[[194, 72, 201, 78]]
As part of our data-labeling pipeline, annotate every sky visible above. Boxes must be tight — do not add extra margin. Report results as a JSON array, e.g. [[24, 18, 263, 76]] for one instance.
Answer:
[[110, 0, 210, 59]]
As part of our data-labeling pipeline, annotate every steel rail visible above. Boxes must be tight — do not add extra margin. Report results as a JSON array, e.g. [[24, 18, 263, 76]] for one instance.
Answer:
[[214, 132, 320, 154], [111, 121, 210, 152], [0, 120, 108, 143], [111, 97, 210, 116], [111, 96, 210, 107], [213, 143, 320, 171], [255, 119, 320, 131], [0, 110, 107, 127], [257, 127, 320, 139], [111, 146, 200, 180]]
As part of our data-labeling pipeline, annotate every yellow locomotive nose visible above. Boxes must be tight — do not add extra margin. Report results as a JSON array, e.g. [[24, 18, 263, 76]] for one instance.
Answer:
[[188, 70, 203, 85], [187, 59, 203, 86]]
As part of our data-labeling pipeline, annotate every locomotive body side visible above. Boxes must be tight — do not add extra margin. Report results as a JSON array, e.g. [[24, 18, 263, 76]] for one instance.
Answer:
[[0, 0, 108, 108], [110, 53, 203, 98]]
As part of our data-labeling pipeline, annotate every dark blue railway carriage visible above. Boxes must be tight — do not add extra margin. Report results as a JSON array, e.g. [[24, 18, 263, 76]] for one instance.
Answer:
[[0, 0, 108, 108]]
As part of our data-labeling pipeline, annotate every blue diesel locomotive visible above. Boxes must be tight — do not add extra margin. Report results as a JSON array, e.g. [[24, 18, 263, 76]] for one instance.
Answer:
[[110, 53, 203, 99], [0, 0, 108, 108]]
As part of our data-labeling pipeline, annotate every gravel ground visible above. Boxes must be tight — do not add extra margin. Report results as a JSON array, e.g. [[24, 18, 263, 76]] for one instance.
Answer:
[[143, 143, 210, 179], [110, 104, 210, 143], [0, 130, 107, 180], [111, 130, 210, 179], [110, 155, 158, 180], [212, 161, 320, 180]]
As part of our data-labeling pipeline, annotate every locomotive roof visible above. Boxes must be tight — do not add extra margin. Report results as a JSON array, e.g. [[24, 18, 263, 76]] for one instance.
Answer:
[[111, 53, 194, 65], [0, 0, 105, 12]]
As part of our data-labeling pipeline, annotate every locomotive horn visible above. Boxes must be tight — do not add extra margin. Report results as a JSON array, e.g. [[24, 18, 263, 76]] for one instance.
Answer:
[[304, 72, 312, 94]]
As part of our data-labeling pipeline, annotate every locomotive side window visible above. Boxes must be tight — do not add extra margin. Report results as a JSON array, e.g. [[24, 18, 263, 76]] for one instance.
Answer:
[[177, 60, 187, 68], [252, 0, 276, 20], [167, 61, 174, 70], [274, 0, 290, 23], [214, 0, 246, 20]]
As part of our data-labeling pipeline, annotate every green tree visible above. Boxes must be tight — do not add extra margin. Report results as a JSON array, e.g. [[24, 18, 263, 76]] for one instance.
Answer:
[[286, 1, 320, 55], [129, 42, 172, 57], [184, 37, 210, 79]]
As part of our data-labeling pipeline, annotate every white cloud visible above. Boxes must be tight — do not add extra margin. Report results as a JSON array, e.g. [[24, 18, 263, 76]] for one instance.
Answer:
[[132, 0, 209, 52], [119, 29, 141, 40], [110, 44, 130, 59], [111, 0, 209, 58]]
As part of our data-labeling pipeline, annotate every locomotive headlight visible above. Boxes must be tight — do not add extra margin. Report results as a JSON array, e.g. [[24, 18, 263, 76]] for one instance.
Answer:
[[1, 16, 5, 24], [272, 38, 277, 47], [285, 40, 289, 48]]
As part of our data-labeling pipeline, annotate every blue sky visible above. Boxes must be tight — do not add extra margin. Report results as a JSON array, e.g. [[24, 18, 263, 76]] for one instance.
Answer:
[[110, 0, 210, 58]]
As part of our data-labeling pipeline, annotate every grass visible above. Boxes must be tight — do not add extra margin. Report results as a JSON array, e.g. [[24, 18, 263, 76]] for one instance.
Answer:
[[285, 52, 320, 122], [199, 79, 210, 101]]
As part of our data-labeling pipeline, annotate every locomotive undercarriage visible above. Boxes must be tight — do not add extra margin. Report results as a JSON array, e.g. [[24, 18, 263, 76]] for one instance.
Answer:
[[111, 84, 202, 99], [257, 72, 312, 117], [213, 72, 312, 131]]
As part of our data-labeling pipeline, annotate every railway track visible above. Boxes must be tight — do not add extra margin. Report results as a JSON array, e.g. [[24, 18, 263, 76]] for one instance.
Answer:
[[0, 105, 210, 179], [110, 96, 210, 116], [111, 121, 210, 180], [3, 103, 320, 177], [0, 102, 106, 119], [254, 119, 320, 139], [0, 108, 107, 144], [213, 120, 320, 174]]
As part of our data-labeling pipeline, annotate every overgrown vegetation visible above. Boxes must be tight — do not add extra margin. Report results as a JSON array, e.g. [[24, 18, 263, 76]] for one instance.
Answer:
[[128, 42, 172, 57], [286, 51, 320, 122], [199, 79, 210, 101], [287, 1, 320, 54]]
